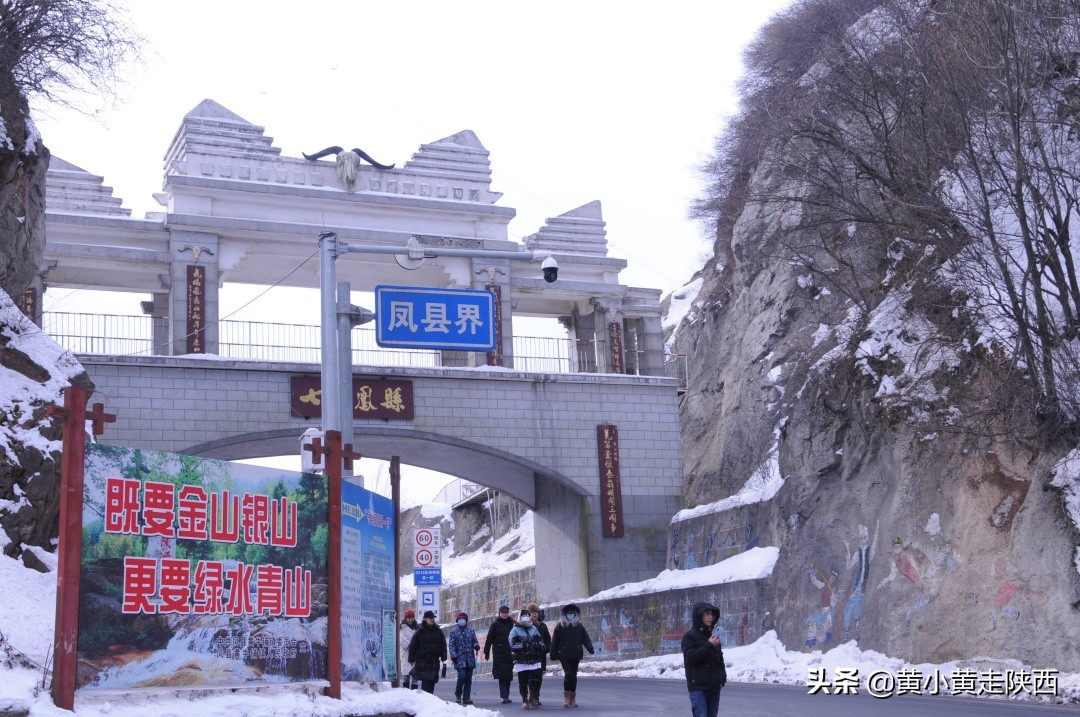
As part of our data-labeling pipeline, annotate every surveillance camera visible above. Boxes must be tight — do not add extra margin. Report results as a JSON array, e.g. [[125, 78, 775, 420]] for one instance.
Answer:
[[541, 256, 559, 283]]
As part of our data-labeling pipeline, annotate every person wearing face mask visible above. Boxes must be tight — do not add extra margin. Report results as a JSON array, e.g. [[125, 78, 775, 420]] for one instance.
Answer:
[[508, 608, 547, 709], [549, 602, 594, 708], [448, 611, 480, 705]]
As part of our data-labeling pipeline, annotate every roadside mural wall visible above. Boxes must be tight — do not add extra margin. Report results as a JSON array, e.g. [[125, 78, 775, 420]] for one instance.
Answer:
[[437, 566, 766, 666], [78, 444, 328, 689], [667, 502, 775, 571]]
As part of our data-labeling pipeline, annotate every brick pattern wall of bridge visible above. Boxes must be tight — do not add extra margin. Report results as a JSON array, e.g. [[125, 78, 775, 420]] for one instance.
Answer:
[[79, 355, 684, 603]]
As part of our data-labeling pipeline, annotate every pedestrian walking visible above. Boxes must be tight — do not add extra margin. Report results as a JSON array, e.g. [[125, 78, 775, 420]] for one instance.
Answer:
[[484, 604, 516, 704], [509, 608, 547, 710], [398, 609, 419, 689], [448, 611, 481, 705], [681, 602, 727, 717], [407, 610, 447, 694], [528, 602, 551, 706], [549, 602, 594, 708]]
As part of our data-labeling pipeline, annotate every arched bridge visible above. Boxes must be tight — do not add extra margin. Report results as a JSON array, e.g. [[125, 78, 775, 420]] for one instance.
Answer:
[[80, 354, 683, 604]]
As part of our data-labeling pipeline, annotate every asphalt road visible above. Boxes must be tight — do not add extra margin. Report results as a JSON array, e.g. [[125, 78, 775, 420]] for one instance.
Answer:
[[428, 675, 1078, 716]]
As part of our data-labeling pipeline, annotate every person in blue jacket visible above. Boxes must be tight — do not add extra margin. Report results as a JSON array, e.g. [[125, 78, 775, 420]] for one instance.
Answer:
[[681, 602, 727, 717], [448, 610, 480, 705]]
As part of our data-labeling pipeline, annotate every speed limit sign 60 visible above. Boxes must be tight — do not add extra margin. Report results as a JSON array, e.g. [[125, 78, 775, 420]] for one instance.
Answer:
[[414, 528, 439, 548]]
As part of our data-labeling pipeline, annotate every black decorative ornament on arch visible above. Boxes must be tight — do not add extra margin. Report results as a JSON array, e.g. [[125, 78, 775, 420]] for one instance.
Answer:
[[302, 146, 395, 191]]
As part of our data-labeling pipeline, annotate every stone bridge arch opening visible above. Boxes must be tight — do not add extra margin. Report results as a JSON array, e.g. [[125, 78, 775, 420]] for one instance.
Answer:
[[183, 426, 581, 509]]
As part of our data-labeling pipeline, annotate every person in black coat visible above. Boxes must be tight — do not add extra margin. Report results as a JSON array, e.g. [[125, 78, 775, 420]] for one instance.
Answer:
[[549, 602, 594, 708], [681, 602, 727, 717], [407, 610, 447, 694], [527, 602, 551, 706], [484, 605, 516, 703]]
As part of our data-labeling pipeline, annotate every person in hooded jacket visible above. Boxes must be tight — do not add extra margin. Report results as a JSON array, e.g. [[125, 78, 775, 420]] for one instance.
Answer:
[[508, 608, 547, 710], [398, 609, 419, 689], [681, 602, 727, 717], [485, 605, 517, 704], [448, 611, 480, 705], [407, 610, 447, 694], [549, 602, 594, 708]]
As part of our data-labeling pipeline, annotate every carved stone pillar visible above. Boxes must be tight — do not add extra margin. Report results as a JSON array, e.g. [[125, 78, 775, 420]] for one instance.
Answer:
[[21, 260, 54, 326], [474, 262, 511, 368], [141, 291, 171, 356], [168, 232, 219, 355], [636, 314, 666, 377], [591, 298, 624, 374], [567, 309, 597, 373]]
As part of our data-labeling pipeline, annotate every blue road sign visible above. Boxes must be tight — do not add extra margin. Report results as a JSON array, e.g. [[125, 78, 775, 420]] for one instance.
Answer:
[[413, 568, 442, 586], [375, 285, 496, 351]]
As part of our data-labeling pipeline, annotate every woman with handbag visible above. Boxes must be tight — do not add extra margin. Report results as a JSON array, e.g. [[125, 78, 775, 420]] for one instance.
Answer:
[[509, 608, 547, 709]]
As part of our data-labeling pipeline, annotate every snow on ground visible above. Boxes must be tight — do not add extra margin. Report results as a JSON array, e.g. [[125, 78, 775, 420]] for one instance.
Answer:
[[6, 507, 1080, 715]]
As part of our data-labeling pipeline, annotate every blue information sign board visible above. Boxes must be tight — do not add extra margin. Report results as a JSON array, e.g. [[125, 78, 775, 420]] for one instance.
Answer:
[[375, 285, 496, 351], [413, 568, 442, 585]]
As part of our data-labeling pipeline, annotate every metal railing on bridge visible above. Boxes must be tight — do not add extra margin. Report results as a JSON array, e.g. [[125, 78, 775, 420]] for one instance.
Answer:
[[41, 312, 687, 389]]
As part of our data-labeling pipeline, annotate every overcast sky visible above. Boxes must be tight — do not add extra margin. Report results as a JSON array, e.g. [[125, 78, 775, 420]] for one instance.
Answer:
[[36, 0, 793, 312], [34, 1, 794, 492]]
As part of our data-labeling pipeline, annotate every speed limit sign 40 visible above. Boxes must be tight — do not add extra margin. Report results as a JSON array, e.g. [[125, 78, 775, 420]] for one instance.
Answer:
[[414, 546, 441, 568]]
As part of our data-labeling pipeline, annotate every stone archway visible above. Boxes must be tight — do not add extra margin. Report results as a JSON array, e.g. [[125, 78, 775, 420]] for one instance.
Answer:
[[183, 426, 582, 509]]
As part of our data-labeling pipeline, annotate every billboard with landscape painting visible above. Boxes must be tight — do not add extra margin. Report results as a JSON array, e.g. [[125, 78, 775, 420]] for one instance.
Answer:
[[77, 444, 329, 690]]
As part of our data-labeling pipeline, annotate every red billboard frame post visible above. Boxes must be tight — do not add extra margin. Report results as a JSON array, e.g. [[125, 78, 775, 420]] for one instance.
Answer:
[[47, 388, 114, 710], [304, 430, 359, 699]]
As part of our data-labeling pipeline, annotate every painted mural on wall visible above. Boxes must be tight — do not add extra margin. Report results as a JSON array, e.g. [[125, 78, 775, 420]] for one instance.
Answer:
[[433, 566, 763, 662], [77, 444, 329, 690], [780, 510, 974, 652], [668, 503, 769, 571]]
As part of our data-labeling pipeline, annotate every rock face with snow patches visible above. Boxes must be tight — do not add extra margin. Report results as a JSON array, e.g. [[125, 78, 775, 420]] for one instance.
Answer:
[[666, 4, 1080, 671], [669, 188, 1080, 667], [0, 289, 91, 564]]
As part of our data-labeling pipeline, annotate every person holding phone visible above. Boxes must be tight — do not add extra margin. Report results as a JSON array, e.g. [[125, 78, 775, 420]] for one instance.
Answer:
[[681, 602, 727, 717]]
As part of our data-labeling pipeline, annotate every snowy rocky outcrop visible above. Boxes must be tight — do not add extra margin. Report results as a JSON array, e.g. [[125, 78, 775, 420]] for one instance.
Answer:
[[0, 288, 91, 567], [0, 95, 48, 300], [670, 221, 1080, 666], [668, 1, 1080, 670]]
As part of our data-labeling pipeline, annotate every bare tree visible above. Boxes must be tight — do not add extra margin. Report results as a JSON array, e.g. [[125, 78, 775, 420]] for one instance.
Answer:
[[697, 0, 1080, 436], [0, 0, 140, 297]]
